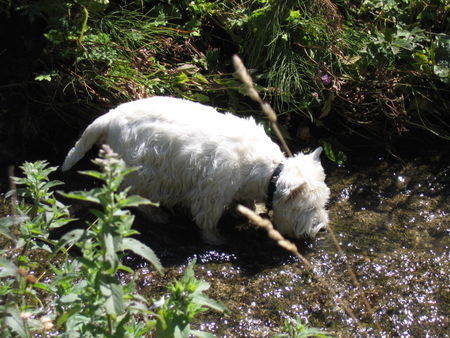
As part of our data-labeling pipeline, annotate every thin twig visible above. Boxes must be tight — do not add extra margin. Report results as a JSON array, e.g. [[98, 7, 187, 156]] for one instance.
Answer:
[[237, 205, 361, 327], [232, 56, 383, 334], [232, 55, 293, 157]]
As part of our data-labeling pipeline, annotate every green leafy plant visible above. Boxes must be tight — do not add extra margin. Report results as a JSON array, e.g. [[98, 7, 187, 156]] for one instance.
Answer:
[[0, 147, 227, 337], [52, 145, 163, 336], [154, 258, 227, 337], [6, 161, 72, 253], [0, 161, 71, 337], [274, 317, 332, 338]]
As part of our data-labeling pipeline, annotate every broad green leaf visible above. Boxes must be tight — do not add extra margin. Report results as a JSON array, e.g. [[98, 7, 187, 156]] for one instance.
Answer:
[[104, 232, 119, 269], [179, 325, 191, 338], [193, 293, 227, 313], [0, 216, 29, 239], [0, 226, 13, 239], [119, 195, 156, 208], [77, 170, 104, 180], [35, 74, 53, 81], [0, 216, 29, 227], [113, 312, 131, 338], [59, 191, 101, 204], [56, 305, 82, 328], [42, 180, 65, 190], [54, 229, 86, 254], [0, 258, 18, 277], [76, 256, 98, 269], [4, 307, 30, 338], [181, 258, 196, 283], [48, 217, 76, 229], [191, 330, 216, 338], [176, 72, 189, 84], [59, 293, 80, 303], [100, 279, 125, 315], [117, 264, 134, 274], [289, 10, 301, 20], [33, 282, 55, 293], [414, 52, 429, 64], [121, 237, 163, 273]]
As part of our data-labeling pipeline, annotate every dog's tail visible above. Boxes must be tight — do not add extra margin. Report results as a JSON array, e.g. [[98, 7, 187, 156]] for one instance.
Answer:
[[61, 114, 109, 171]]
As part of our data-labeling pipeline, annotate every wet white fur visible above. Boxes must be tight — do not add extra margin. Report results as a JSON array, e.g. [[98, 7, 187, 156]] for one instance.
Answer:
[[62, 96, 330, 244]]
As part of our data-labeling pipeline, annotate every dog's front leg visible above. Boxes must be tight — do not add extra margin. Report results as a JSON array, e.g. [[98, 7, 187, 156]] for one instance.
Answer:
[[190, 199, 227, 245]]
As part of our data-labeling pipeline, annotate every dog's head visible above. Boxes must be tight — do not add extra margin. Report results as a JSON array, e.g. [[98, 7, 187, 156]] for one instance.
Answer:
[[272, 147, 330, 239]]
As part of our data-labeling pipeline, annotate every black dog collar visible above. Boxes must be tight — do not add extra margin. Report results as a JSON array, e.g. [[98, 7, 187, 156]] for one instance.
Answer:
[[267, 163, 284, 210]]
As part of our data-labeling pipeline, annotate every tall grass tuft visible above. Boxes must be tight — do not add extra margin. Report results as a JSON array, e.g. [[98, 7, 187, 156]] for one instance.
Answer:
[[240, 0, 346, 117]]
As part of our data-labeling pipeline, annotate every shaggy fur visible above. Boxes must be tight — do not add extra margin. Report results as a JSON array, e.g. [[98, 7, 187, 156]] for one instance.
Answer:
[[62, 96, 330, 244]]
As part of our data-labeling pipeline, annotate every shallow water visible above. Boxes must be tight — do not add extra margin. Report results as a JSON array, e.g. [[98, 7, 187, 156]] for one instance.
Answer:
[[128, 151, 449, 336], [2, 149, 447, 336]]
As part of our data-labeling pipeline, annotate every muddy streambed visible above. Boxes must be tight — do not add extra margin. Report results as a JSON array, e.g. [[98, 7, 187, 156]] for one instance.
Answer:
[[2, 149, 448, 336], [122, 151, 449, 336]]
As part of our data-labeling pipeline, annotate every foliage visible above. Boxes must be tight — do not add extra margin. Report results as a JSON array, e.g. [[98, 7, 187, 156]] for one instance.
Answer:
[[1, 0, 448, 157], [52, 145, 163, 336], [154, 258, 227, 337], [5, 161, 72, 252], [6, 0, 229, 105], [274, 317, 332, 337], [227, 0, 449, 140], [0, 148, 226, 337]]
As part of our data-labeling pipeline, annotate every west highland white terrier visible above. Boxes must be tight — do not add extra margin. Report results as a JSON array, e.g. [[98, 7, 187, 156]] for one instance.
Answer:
[[62, 96, 330, 244]]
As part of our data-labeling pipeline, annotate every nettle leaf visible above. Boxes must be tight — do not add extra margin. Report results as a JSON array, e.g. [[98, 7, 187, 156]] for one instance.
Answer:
[[193, 293, 227, 313], [121, 237, 163, 273], [100, 278, 125, 315], [114, 312, 131, 338], [48, 217, 75, 229], [104, 232, 120, 269], [60, 293, 81, 303], [59, 191, 101, 204], [191, 330, 216, 338], [117, 264, 133, 274], [54, 229, 86, 253], [33, 282, 55, 293], [319, 139, 347, 165], [119, 195, 156, 208], [193, 280, 210, 294], [0, 258, 18, 277], [56, 304, 82, 328], [4, 307, 30, 338], [0, 215, 29, 227], [77, 170, 104, 180], [0, 216, 29, 239], [42, 180, 65, 190]]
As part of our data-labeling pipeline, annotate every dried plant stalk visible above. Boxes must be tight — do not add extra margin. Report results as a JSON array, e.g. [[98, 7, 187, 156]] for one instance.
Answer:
[[233, 53, 381, 334], [232, 55, 292, 157], [237, 205, 360, 325]]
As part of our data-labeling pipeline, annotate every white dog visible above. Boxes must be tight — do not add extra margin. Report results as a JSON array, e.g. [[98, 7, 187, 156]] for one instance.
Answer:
[[62, 96, 330, 244]]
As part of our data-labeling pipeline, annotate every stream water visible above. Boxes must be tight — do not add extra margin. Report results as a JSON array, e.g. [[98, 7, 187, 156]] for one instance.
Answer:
[[126, 149, 449, 336], [2, 148, 447, 336]]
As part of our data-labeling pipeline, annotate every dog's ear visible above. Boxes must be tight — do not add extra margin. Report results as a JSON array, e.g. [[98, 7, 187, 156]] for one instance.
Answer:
[[310, 147, 323, 161]]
